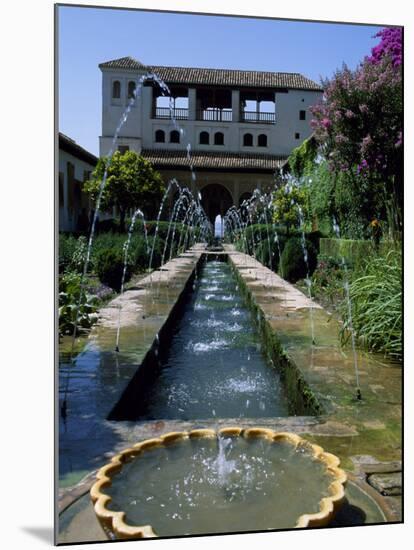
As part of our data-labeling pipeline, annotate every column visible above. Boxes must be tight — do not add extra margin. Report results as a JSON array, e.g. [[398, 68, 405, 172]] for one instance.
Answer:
[[232, 89, 240, 122], [188, 88, 196, 120]]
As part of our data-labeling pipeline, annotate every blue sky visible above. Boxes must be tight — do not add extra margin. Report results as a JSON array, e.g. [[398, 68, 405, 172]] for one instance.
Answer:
[[58, 5, 383, 155]]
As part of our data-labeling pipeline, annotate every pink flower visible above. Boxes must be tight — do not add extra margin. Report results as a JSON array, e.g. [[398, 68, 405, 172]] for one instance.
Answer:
[[321, 118, 332, 129]]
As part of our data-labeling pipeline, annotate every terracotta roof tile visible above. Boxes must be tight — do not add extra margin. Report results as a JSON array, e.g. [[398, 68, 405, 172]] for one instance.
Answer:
[[59, 133, 98, 165], [141, 149, 288, 172], [99, 56, 147, 70], [99, 57, 322, 91]]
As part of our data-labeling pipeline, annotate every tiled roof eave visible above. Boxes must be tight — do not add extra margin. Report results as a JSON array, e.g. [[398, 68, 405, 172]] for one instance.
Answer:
[[59, 133, 98, 165], [141, 149, 288, 172], [98, 57, 323, 91]]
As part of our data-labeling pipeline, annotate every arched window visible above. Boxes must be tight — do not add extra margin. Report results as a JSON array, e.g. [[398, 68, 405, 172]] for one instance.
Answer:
[[155, 130, 165, 143], [112, 80, 121, 99], [199, 131, 209, 145], [243, 133, 253, 147], [170, 130, 180, 143], [128, 81, 136, 99], [214, 132, 224, 145], [258, 134, 267, 147]]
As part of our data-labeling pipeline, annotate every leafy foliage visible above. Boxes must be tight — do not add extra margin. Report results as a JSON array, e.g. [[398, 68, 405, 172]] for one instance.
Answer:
[[84, 151, 165, 231], [59, 272, 99, 335], [235, 224, 323, 277], [309, 29, 402, 235], [340, 248, 402, 360], [272, 184, 310, 234], [306, 159, 384, 239], [308, 255, 345, 309], [280, 237, 317, 283], [288, 138, 318, 179], [95, 248, 133, 291]]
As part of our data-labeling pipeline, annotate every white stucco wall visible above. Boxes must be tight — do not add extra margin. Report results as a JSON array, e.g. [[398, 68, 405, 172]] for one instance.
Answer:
[[99, 66, 323, 160]]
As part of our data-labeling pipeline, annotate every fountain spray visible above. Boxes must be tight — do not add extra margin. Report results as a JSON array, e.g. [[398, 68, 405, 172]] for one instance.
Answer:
[[115, 208, 147, 352], [332, 216, 362, 400]]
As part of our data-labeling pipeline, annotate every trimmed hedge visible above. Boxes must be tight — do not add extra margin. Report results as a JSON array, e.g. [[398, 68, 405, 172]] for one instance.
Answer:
[[234, 224, 324, 278], [320, 238, 395, 270], [60, 229, 175, 276], [95, 248, 133, 291], [280, 237, 318, 283]]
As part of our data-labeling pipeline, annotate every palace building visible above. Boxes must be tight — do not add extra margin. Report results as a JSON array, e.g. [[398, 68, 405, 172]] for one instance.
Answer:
[[99, 56, 323, 222]]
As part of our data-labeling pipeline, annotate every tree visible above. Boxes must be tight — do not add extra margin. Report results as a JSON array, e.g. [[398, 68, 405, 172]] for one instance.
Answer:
[[84, 150, 165, 232], [272, 183, 309, 235], [286, 139, 384, 239], [309, 28, 402, 237]]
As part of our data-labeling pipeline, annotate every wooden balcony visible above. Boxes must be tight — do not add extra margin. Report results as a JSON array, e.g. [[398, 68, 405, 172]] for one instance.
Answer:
[[241, 111, 276, 124], [152, 107, 276, 124], [153, 107, 189, 120], [196, 109, 233, 122]]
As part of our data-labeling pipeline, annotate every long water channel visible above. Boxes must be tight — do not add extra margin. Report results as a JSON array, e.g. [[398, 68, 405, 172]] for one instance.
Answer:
[[135, 260, 289, 420]]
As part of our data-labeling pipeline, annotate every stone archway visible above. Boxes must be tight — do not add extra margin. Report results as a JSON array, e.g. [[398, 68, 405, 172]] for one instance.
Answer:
[[200, 184, 233, 223]]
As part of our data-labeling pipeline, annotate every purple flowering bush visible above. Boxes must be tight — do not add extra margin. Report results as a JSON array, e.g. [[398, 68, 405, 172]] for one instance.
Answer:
[[310, 27, 402, 236], [368, 27, 402, 67]]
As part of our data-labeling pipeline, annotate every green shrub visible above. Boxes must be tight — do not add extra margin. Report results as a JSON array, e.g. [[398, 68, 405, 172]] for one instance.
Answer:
[[96, 218, 118, 233], [59, 234, 90, 274], [95, 248, 132, 291], [143, 220, 186, 242], [320, 238, 394, 270], [70, 236, 88, 273], [341, 248, 402, 360], [280, 237, 317, 283], [132, 235, 166, 270], [59, 272, 99, 335], [309, 255, 345, 306], [306, 230, 325, 253], [254, 237, 287, 272], [59, 234, 79, 273], [242, 224, 323, 257]]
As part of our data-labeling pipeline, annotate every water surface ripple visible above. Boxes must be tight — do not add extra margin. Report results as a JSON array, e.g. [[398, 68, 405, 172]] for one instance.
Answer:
[[138, 261, 289, 419]]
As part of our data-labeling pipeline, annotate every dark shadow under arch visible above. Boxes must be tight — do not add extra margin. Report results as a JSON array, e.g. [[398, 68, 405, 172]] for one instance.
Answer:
[[200, 184, 233, 223]]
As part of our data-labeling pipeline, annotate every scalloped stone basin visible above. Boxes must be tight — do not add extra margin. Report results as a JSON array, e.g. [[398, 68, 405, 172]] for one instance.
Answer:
[[91, 428, 347, 539]]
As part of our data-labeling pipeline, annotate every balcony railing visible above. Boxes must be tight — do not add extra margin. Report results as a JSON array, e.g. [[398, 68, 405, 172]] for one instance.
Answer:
[[153, 107, 189, 120], [196, 109, 233, 122], [152, 107, 276, 124], [241, 111, 276, 124]]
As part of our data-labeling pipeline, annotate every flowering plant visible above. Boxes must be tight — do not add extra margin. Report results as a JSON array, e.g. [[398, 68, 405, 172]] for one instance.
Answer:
[[309, 28, 402, 234]]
